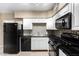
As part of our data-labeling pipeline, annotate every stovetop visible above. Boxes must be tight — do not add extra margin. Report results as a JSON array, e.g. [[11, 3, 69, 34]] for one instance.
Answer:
[[48, 33, 79, 56], [59, 45, 79, 56]]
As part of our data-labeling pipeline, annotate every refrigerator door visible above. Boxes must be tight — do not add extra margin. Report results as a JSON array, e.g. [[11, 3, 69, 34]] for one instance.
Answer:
[[4, 23, 19, 54]]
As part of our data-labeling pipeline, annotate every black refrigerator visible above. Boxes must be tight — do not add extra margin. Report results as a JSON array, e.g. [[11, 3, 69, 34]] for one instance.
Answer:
[[3, 23, 20, 54]]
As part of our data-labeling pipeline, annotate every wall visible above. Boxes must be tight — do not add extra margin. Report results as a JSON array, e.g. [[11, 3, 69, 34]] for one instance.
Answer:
[[14, 11, 50, 19], [14, 4, 67, 19], [0, 15, 3, 54]]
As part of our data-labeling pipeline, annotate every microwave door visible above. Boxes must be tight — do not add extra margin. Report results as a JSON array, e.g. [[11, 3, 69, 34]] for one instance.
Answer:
[[55, 12, 72, 29], [56, 19, 62, 29]]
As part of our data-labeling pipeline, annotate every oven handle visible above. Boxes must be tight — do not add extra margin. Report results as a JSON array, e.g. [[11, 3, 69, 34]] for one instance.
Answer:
[[48, 40, 54, 46]]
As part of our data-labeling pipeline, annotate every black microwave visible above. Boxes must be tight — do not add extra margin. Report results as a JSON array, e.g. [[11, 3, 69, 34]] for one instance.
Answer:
[[55, 12, 72, 29]]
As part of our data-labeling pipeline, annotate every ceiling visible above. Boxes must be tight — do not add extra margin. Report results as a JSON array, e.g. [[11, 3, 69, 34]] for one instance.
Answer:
[[0, 3, 57, 12]]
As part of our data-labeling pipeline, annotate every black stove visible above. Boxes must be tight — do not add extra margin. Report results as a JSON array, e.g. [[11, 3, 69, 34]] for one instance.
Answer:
[[60, 33, 79, 56], [48, 32, 79, 56], [48, 35, 61, 56]]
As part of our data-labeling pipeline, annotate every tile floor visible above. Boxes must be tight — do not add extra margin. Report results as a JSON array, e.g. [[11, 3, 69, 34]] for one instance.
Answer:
[[0, 46, 49, 56], [18, 51, 49, 56], [0, 51, 49, 56]]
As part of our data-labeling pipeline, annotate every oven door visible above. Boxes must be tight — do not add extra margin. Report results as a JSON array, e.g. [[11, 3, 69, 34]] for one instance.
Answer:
[[49, 44, 56, 56], [48, 40, 58, 56], [59, 49, 67, 56]]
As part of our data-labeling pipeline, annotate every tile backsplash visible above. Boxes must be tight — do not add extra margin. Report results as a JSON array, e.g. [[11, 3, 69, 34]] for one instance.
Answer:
[[49, 30, 79, 37], [32, 23, 47, 36]]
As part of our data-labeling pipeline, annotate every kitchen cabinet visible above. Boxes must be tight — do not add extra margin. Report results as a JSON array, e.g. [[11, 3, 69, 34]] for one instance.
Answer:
[[52, 3, 67, 17], [23, 19, 47, 30], [31, 37, 49, 50], [23, 19, 32, 30], [57, 4, 72, 19], [32, 19, 47, 23], [72, 4, 79, 30], [21, 36, 31, 51], [47, 17, 57, 30]]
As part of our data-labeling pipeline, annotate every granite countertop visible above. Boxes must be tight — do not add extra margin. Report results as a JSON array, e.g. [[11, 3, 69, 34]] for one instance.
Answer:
[[23, 35, 48, 37], [23, 34, 48, 37], [59, 45, 79, 56]]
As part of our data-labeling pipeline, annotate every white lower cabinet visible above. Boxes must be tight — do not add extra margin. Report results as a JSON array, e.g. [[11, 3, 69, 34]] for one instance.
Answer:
[[31, 37, 49, 50]]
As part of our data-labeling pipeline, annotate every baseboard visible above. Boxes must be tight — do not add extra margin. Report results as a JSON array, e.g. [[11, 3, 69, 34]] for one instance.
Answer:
[[31, 50, 48, 51]]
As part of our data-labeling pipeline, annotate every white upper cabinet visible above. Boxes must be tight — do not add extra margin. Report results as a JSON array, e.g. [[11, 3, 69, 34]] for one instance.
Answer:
[[23, 19, 47, 30], [46, 17, 57, 30], [73, 4, 79, 26], [72, 4, 79, 30], [23, 19, 32, 30], [57, 4, 72, 19]]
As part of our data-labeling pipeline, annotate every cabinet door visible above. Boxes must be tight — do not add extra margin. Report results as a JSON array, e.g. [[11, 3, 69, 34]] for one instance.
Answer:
[[73, 4, 79, 27], [23, 19, 32, 29], [47, 16, 57, 30], [57, 4, 70, 18], [72, 4, 79, 30], [31, 37, 49, 50]]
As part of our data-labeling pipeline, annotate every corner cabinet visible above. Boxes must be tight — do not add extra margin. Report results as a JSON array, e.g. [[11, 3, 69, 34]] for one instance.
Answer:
[[72, 4, 79, 30], [46, 16, 57, 30]]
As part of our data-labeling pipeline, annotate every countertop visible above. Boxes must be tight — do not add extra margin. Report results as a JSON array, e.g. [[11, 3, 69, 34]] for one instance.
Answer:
[[48, 35, 79, 56], [31, 36, 48, 37], [59, 45, 79, 56]]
